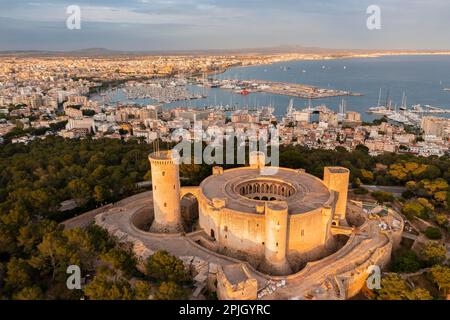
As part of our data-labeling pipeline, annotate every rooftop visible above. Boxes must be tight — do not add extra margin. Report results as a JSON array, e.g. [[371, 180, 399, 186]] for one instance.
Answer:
[[200, 167, 332, 215], [148, 150, 178, 161], [327, 167, 350, 174]]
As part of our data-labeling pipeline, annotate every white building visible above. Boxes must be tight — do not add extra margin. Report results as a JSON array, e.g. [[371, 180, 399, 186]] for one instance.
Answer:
[[66, 118, 96, 133]]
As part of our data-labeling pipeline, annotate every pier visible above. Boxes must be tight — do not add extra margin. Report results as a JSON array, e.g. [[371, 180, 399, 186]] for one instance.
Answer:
[[410, 104, 450, 114], [197, 78, 363, 99]]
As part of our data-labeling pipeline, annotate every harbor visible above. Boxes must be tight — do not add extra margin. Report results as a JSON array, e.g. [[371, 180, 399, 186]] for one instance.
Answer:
[[87, 56, 450, 124]]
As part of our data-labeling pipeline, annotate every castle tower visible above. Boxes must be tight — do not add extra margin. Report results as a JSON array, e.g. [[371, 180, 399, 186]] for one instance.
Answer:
[[149, 150, 183, 233], [264, 201, 292, 275], [323, 167, 350, 223], [249, 151, 266, 170]]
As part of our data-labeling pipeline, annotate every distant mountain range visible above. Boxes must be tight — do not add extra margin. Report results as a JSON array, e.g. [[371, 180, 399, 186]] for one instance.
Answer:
[[0, 46, 449, 57]]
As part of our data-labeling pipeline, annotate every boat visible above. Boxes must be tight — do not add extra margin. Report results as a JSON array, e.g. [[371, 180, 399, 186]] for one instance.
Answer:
[[444, 88, 450, 91], [367, 106, 391, 114], [338, 99, 347, 121], [387, 112, 413, 126], [399, 92, 407, 111], [367, 88, 394, 115], [221, 84, 235, 89]]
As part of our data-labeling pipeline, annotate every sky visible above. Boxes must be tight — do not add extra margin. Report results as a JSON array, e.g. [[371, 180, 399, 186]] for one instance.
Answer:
[[0, 0, 449, 51]]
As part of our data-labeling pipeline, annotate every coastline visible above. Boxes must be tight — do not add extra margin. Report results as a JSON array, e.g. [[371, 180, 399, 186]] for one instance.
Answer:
[[89, 53, 450, 121], [206, 51, 450, 77]]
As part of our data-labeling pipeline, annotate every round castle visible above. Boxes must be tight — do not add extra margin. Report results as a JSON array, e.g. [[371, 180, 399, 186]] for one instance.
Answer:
[[93, 150, 402, 300]]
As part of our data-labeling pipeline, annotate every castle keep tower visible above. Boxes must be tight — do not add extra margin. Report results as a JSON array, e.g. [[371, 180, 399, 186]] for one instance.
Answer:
[[264, 201, 292, 275], [149, 151, 183, 233], [249, 151, 266, 170], [323, 167, 350, 223]]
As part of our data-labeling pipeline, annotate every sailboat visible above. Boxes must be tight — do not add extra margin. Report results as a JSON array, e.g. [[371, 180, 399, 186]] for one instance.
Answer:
[[399, 92, 407, 111], [287, 99, 294, 115], [338, 99, 347, 121], [367, 88, 394, 115]]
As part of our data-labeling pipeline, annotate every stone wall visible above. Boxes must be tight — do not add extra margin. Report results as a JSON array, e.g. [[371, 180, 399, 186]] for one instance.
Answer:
[[130, 207, 154, 231], [196, 189, 337, 273], [323, 167, 350, 222], [149, 152, 182, 233], [216, 265, 258, 300]]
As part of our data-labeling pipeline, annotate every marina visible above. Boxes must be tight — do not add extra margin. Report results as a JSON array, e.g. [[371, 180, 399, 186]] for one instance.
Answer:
[[366, 88, 450, 127], [98, 79, 207, 104]]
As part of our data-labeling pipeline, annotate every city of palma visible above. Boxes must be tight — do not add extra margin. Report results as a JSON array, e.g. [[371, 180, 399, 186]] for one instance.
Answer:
[[0, 0, 449, 316]]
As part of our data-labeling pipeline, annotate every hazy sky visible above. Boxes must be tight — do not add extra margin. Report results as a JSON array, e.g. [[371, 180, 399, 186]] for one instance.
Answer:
[[0, 0, 449, 51]]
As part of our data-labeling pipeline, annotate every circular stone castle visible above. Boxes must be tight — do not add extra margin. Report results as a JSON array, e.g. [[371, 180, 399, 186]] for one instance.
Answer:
[[93, 150, 403, 300], [148, 151, 351, 275]]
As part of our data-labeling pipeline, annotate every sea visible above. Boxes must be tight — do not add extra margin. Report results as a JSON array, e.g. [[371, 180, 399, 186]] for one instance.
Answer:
[[93, 55, 450, 121]]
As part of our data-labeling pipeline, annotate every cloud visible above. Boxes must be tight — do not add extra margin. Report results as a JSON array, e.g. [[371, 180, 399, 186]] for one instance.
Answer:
[[0, 0, 449, 50]]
